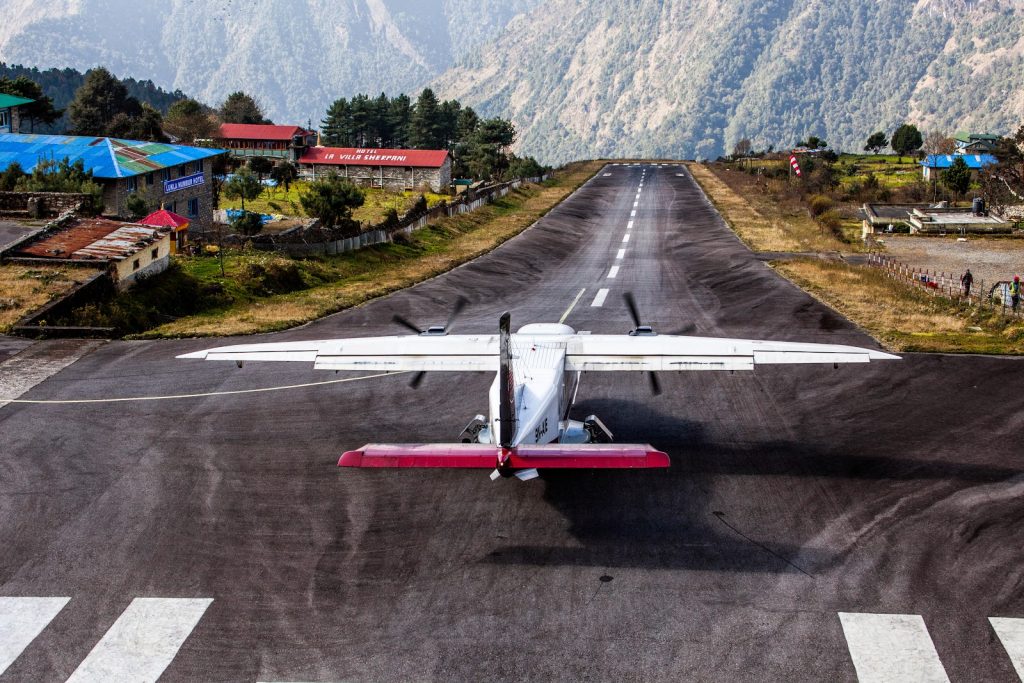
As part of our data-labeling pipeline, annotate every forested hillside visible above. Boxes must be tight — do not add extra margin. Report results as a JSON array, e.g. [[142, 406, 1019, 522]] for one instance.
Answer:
[[433, 0, 1024, 162], [0, 0, 541, 128], [0, 62, 186, 133]]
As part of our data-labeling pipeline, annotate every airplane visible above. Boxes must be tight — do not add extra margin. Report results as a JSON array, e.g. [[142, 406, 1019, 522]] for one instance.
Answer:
[[178, 295, 899, 481]]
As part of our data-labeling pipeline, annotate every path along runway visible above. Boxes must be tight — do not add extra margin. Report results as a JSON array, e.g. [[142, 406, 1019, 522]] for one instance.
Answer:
[[1, 164, 1023, 681]]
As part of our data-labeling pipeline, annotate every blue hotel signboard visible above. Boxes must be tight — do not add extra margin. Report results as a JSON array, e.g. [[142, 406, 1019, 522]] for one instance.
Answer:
[[164, 172, 205, 194]]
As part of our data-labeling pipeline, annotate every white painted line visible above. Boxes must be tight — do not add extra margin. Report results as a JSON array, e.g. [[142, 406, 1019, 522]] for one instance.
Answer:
[[608, 266, 619, 279], [591, 289, 609, 307], [633, 201, 639, 208], [627, 220, 634, 230], [616, 249, 626, 259], [0, 597, 70, 675], [622, 234, 630, 243], [630, 210, 636, 217], [838, 613, 950, 683], [559, 288, 587, 324], [603, 173, 612, 177], [990, 617, 1024, 679], [67, 598, 213, 683]]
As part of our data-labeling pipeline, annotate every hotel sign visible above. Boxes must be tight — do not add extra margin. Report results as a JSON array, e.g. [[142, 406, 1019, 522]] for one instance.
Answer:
[[164, 172, 205, 194]]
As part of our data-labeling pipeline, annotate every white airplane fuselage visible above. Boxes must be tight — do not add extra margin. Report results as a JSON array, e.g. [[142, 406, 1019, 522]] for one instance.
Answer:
[[478, 323, 590, 447]]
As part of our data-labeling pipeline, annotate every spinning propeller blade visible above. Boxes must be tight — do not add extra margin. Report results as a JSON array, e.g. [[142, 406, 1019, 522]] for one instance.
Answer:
[[445, 295, 469, 333], [392, 313, 424, 335]]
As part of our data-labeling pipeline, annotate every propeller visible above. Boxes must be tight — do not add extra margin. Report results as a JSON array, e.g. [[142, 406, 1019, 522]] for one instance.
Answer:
[[623, 292, 685, 397], [391, 296, 471, 389]]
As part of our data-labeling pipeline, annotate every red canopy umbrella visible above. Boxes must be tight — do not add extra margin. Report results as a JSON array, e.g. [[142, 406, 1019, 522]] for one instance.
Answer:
[[139, 209, 190, 230]]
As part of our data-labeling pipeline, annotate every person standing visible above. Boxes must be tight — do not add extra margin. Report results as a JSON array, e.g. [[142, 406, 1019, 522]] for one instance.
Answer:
[[961, 269, 974, 298], [1012, 275, 1021, 312]]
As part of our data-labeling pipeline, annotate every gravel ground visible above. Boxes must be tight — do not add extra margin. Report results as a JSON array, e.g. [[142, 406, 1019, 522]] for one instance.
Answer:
[[879, 235, 1024, 286]]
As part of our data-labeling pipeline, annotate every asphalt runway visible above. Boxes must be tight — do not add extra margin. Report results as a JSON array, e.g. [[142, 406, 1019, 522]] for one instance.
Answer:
[[1, 164, 1023, 681]]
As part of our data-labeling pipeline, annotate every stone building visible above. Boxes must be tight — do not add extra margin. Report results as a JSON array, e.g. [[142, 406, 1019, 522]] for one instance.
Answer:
[[0, 133, 226, 230], [0, 94, 31, 134], [298, 147, 451, 192], [7, 216, 173, 288]]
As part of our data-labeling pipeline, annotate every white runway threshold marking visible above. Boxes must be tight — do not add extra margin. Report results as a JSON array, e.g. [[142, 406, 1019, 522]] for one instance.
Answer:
[[608, 266, 620, 279], [990, 617, 1024, 679], [560, 288, 587, 323], [67, 598, 212, 683], [838, 612, 950, 683], [591, 288, 609, 307], [0, 597, 70, 675], [616, 249, 626, 259]]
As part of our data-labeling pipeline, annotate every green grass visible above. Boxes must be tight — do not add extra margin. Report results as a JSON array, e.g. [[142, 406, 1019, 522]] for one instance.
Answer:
[[221, 180, 449, 225]]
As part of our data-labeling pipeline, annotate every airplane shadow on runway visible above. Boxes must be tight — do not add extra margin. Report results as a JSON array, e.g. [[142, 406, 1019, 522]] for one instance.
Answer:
[[483, 398, 1023, 575]]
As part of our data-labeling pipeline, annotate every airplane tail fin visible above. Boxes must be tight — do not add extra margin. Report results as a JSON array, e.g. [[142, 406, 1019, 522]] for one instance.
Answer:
[[498, 311, 516, 448]]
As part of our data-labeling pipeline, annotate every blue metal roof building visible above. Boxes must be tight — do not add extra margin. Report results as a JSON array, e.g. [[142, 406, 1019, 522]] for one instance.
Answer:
[[920, 154, 997, 181], [0, 133, 225, 178]]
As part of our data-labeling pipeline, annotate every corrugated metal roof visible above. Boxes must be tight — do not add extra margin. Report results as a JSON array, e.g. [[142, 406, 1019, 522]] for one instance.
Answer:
[[920, 154, 997, 169], [0, 94, 34, 108], [0, 133, 225, 179], [14, 217, 168, 261], [299, 147, 449, 169], [217, 124, 311, 141]]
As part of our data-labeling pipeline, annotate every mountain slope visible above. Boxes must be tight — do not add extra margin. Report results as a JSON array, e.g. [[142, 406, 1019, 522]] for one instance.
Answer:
[[0, 0, 540, 125], [433, 0, 1024, 162]]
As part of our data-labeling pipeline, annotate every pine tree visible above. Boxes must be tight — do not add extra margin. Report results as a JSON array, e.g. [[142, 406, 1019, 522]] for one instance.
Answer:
[[163, 98, 215, 143], [409, 88, 444, 149], [0, 76, 62, 132], [387, 94, 413, 148], [891, 124, 923, 163], [67, 67, 141, 136], [321, 98, 351, 146]]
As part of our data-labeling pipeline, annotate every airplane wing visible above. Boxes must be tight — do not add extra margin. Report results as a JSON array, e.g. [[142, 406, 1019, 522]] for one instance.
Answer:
[[565, 335, 899, 372], [176, 335, 500, 372], [339, 443, 670, 469]]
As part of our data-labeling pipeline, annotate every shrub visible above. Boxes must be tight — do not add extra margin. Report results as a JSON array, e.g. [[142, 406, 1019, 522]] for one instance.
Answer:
[[240, 259, 306, 295], [808, 194, 834, 217]]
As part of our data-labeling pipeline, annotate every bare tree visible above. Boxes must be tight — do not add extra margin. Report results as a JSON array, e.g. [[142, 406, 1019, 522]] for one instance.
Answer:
[[923, 131, 956, 157], [732, 138, 753, 160]]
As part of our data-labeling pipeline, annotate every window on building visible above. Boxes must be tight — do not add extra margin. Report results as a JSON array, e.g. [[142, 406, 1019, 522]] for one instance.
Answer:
[[169, 201, 177, 214], [151, 248, 159, 259], [187, 198, 199, 218], [162, 168, 171, 182], [146, 173, 154, 186], [0, 110, 9, 128], [126, 176, 138, 192], [196, 159, 203, 173], [133, 259, 140, 271]]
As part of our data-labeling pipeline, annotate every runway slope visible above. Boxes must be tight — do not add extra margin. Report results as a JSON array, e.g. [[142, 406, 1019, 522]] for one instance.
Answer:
[[1, 164, 1023, 681]]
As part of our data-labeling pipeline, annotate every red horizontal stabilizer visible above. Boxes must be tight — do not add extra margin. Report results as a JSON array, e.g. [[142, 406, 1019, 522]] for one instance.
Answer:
[[508, 443, 669, 469], [339, 444, 500, 468], [339, 443, 669, 469]]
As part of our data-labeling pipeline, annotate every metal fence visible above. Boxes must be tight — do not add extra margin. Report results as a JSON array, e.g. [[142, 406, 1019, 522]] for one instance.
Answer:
[[248, 174, 549, 257], [866, 252, 1023, 318]]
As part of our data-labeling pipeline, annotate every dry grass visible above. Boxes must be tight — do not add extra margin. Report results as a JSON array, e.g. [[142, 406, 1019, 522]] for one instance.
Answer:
[[0, 264, 99, 332], [687, 163, 816, 252], [772, 259, 1024, 354], [141, 162, 603, 337]]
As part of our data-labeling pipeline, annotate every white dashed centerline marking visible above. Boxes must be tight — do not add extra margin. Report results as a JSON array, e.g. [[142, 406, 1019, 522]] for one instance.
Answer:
[[67, 598, 213, 683], [838, 613, 950, 683], [990, 617, 1024, 679], [616, 249, 626, 259], [0, 597, 70, 676], [591, 289, 609, 307], [559, 288, 587, 324], [633, 201, 639, 208], [627, 220, 634, 230], [630, 210, 636, 217], [622, 234, 630, 243], [608, 266, 619, 279]]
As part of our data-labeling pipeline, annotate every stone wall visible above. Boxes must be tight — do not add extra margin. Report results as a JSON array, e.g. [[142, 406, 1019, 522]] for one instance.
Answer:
[[302, 158, 452, 192], [0, 192, 91, 217]]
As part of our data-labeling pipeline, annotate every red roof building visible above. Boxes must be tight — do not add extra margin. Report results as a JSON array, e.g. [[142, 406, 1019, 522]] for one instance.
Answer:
[[298, 147, 452, 192], [214, 124, 316, 162]]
